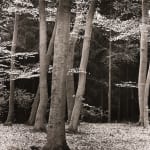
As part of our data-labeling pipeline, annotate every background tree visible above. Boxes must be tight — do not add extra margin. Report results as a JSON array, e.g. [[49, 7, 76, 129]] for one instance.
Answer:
[[4, 12, 19, 125]]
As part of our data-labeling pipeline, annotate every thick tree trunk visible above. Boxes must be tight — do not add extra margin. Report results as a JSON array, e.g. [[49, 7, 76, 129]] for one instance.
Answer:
[[144, 64, 150, 128], [138, 0, 148, 125], [34, 0, 48, 132], [27, 24, 56, 126], [66, 3, 82, 122], [5, 13, 19, 125], [43, 0, 71, 149], [68, 0, 96, 132]]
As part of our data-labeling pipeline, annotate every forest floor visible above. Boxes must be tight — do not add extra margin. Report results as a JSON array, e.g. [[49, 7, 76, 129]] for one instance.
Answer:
[[0, 123, 150, 150]]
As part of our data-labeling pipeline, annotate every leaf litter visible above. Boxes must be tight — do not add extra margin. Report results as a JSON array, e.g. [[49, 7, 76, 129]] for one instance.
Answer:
[[0, 123, 150, 150]]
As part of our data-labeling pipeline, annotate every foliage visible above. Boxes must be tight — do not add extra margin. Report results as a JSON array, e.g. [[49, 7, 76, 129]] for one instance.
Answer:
[[0, 89, 35, 122], [81, 103, 108, 123]]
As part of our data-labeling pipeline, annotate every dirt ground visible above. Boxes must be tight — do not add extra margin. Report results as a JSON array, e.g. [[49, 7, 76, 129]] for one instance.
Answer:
[[0, 123, 150, 150]]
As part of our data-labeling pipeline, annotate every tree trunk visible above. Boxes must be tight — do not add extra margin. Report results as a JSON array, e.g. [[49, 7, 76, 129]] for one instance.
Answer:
[[138, 0, 148, 125], [27, 23, 56, 126], [66, 2, 83, 123], [27, 86, 40, 125], [144, 63, 150, 128], [68, 0, 96, 132], [34, 0, 48, 132], [5, 13, 19, 125], [43, 0, 71, 149], [108, 30, 112, 123]]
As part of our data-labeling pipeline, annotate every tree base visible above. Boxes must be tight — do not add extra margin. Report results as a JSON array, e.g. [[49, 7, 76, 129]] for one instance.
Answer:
[[3, 121, 13, 126], [42, 143, 70, 150], [66, 126, 78, 134], [135, 121, 144, 126], [32, 126, 47, 133], [26, 120, 35, 126]]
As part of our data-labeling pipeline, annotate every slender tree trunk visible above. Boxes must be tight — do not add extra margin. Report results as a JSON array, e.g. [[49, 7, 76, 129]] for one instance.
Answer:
[[34, 0, 48, 131], [68, 0, 96, 132], [66, 2, 82, 122], [108, 30, 112, 123], [138, 0, 148, 125], [5, 13, 19, 125], [43, 0, 71, 149], [27, 9, 56, 126], [144, 63, 150, 128]]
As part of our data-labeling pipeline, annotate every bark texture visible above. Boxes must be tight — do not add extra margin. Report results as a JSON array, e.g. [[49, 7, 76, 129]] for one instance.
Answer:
[[34, 0, 48, 131], [138, 0, 149, 125], [68, 0, 96, 132], [43, 0, 71, 149], [5, 13, 19, 125]]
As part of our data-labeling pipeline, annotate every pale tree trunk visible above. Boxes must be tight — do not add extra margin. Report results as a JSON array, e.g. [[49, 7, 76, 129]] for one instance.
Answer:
[[144, 63, 150, 128], [43, 0, 71, 149], [68, 0, 96, 132], [5, 13, 19, 125], [108, 30, 112, 123], [27, 24, 56, 125], [34, 0, 48, 131], [66, 1, 83, 123], [138, 0, 149, 125]]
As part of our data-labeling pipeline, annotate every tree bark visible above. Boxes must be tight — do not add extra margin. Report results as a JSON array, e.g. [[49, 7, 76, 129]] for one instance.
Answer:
[[43, 0, 71, 149], [5, 13, 19, 125], [144, 63, 150, 128], [68, 0, 96, 132], [66, 2, 82, 123], [34, 0, 48, 131], [27, 24, 56, 126], [138, 0, 149, 125]]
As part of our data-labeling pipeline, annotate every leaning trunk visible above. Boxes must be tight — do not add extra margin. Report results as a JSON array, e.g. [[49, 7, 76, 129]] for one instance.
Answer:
[[66, 2, 83, 122], [68, 0, 96, 132], [43, 0, 71, 149], [138, 0, 148, 125], [27, 22, 56, 126], [5, 13, 19, 125], [27, 86, 40, 125], [34, 0, 48, 131], [144, 63, 150, 128]]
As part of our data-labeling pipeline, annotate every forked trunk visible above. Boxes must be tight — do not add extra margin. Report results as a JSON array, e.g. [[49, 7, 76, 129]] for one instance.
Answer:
[[5, 13, 19, 125], [144, 64, 150, 128], [68, 0, 96, 132], [34, 0, 48, 131], [43, 0, 71, 149], [138, 0, 148, 125], [27, 23, 56, 125]]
